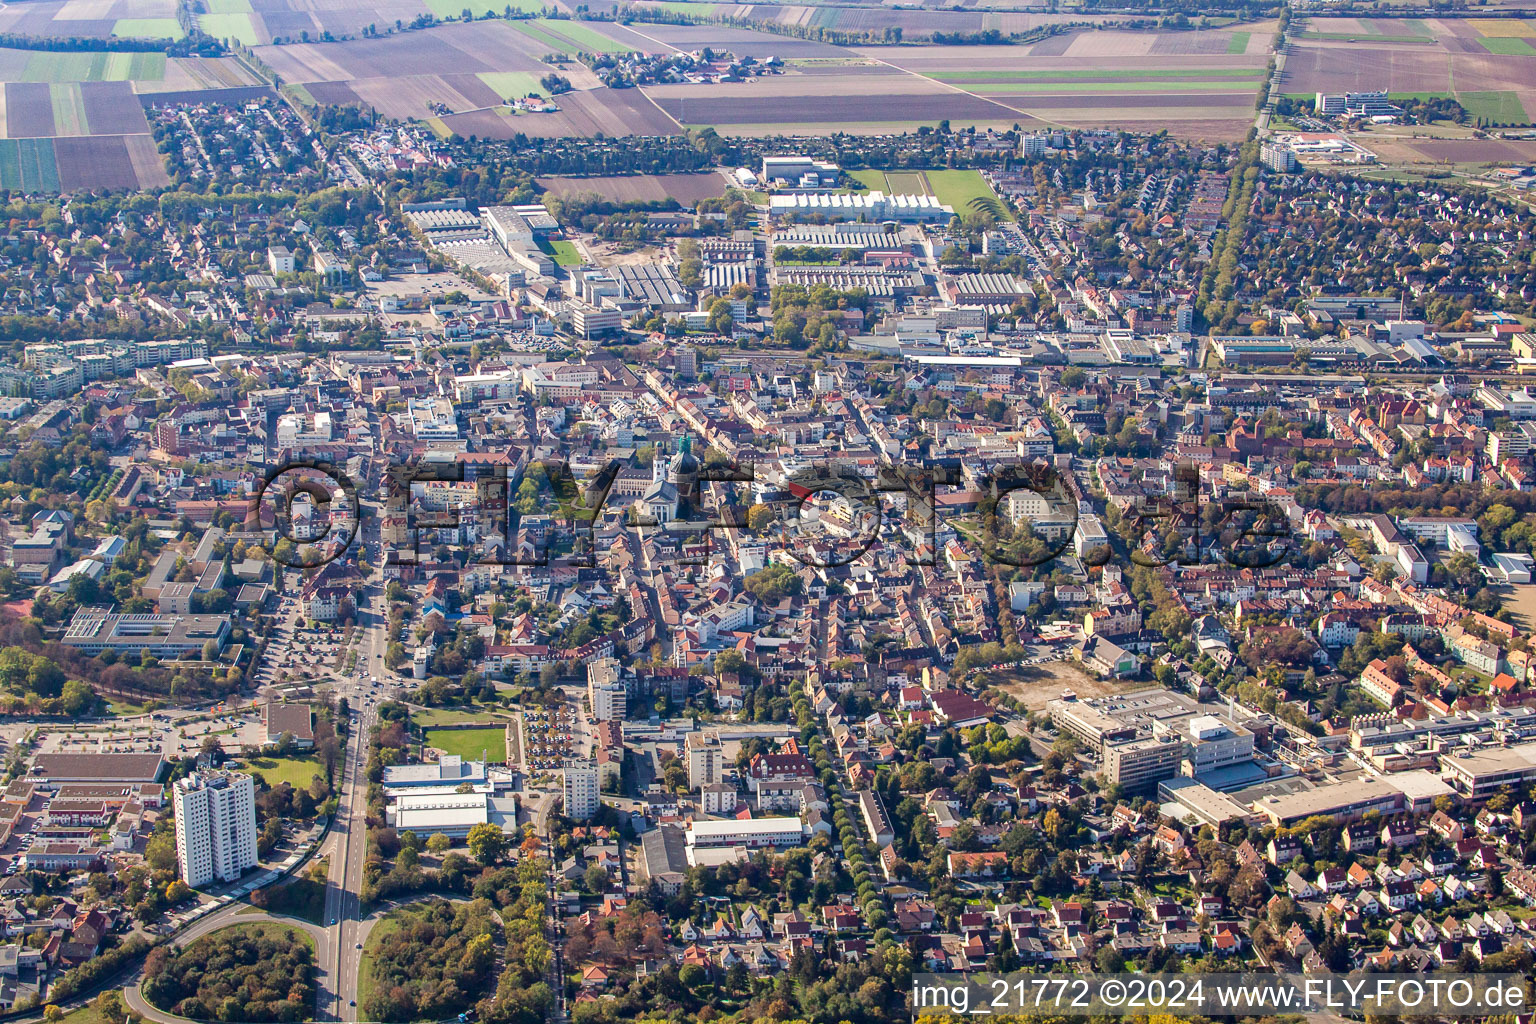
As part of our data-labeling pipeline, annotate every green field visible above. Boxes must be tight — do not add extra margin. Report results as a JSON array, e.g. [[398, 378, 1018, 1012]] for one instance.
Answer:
[[883, 170, 928, 193], [205, 0, 254, 11], [199, 12, 262, 44], [426, 0, 472, 18], [17, 49, 166, 82], [244, 868, 327, 924], [1478, 36, 1536, 55], [243, 754, 326, 790], [425, 726, 507, 762], [925, 168, 1011, 222], [1297, 30, 1432, 42], [848, 168, 887, 190], [534, 18, 634, 52], [478, 71, 546, 100], [0, 139, 60, 192], [1227, 31, 1250, 53], [538, 237, 583, 266], [112, 17, 185, 38], [410, 705, 514, 727], [931, 68, 1266, 81], [511, 19, 576, 51], [1459, 90, 1530, 123], [51, 85, 89, 136]]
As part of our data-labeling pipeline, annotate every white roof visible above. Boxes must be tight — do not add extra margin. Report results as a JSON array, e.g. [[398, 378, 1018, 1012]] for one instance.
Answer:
[[686, 816, 803, 837]]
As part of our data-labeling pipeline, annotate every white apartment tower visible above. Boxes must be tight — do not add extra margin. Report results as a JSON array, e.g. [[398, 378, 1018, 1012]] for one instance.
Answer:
[[174, 771, 258, 888], [587, 657, 626, 723], [563, 760, 600, 820]]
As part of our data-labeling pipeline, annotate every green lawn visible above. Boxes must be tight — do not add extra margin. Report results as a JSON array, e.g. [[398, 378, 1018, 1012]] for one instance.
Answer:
[[111, 17, 185, 38], [199, 12, 262, 44], [58, 1003, 119, 1024], [245, 869, 327, 925], [410, 705, 515, 727], [424, 726, 507, 762], [243, 755, 325, 791], [1227, 31, 1250, 53], [538, 237, 582, 266], [1459, 90, 1530, 123], [925, 168, 1012, 221], [1478, 36, 1536, 55], [848, 168, 887, 191]]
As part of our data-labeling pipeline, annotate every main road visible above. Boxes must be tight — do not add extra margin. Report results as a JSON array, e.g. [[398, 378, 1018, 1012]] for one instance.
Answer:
[[321, 561, 392, 1022]]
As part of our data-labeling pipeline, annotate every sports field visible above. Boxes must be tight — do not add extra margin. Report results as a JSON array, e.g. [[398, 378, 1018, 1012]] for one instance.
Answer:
[[424, 725, 508, 762]]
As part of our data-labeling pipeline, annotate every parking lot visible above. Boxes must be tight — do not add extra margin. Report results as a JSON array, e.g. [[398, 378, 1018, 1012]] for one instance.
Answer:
[[518, 704, 576, 772]]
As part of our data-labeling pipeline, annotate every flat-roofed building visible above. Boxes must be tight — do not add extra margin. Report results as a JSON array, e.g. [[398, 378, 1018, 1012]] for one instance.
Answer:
[[390, 793, 490, 838], [263, 702, 315, 750], [61, 607, 230, 658], [381, 755, 486, 792], [1442, 740, 1536, 800], [30, 753, 165, 787], [1250, 776, 1406, 827], [685, 816, 805, 852]]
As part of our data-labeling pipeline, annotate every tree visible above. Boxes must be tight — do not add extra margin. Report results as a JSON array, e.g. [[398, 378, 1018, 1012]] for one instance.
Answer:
[[426, 833, 452, 855], [747, 503, 775, 532], [466, 822, 506, 866]]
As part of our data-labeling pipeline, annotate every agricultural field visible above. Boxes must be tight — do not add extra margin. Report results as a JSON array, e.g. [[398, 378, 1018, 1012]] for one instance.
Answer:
[[252, 18, 650, 128], [0, 0, 187, 40], [536, 170, 727, 203], [864, 25, 1276, 140], [1281, 17, 1536, 127]]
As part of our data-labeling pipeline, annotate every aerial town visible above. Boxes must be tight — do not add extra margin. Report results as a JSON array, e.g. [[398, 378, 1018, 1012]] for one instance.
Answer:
[[1, 0, 1536, 1023]]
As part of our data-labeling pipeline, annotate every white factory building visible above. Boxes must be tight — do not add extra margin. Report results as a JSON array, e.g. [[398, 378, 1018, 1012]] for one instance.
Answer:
[[768, 191, 955, 223]]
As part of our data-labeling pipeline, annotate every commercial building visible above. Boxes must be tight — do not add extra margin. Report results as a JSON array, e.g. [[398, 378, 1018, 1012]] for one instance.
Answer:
[[768, 191, 955, 224], [761, 156, 839, 185], [30, 753, 166, 787], [263, 702, 315, 750], [1441, 740, 1536, 800], [1047, 689, 1256, 792], [390, 793, 491, 838], [1250, 775, 1406, 827], [173, 771, 258, 888], [62, 607, 230, 658], [564, 760, 600, 820], [638, 824, 689, 896], [684, 816, 805, 852], [381, 755, 487, 792]]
